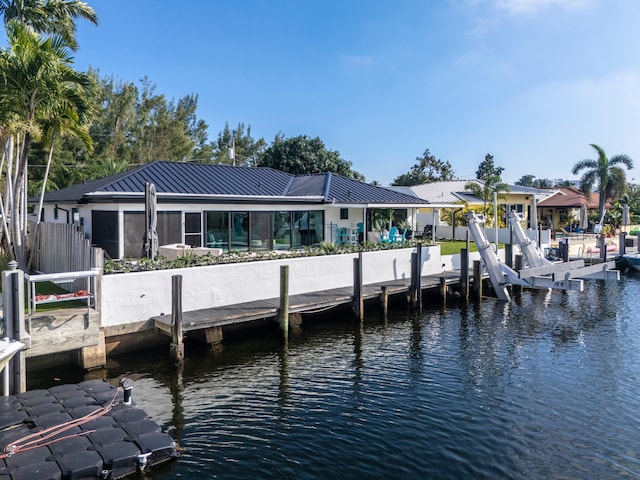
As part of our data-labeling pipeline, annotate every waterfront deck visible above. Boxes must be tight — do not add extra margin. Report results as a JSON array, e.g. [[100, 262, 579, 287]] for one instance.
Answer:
[[153, 270, 464, 335]]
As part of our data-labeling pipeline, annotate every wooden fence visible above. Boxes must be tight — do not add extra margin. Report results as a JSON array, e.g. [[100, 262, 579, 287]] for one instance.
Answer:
[[29, 222, 102, 281]]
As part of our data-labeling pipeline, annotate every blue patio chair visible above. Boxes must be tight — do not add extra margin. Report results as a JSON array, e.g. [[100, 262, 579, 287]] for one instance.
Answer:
[[337, 228, 349, 245], [380, 229, 391, 243], [389, 226, 401, 243]]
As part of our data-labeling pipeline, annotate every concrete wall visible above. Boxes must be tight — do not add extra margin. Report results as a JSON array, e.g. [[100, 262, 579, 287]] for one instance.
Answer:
[[100, 245, 473, 328]]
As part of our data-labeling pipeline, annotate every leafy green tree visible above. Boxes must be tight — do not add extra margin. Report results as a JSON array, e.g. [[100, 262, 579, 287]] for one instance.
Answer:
[[261, 134, 363, 180], [212, 122, 266, 166], [33, 80, 95, 224], [533, 178, 553, 188], [0, 22, 93, 267], [571, 144, 633, 220], [475, 153, 503, 181], [129, 78, 199, 164], [624, 184, 640, 219], [0, 0, 97, 48], [515, 175, 536, 187], [392, 148, 454, 186], [465, 154, 509, 226]]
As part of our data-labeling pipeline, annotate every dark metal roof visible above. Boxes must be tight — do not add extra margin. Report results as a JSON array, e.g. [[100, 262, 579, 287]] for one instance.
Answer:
[[42, 161, 428, 205], [287, 175, 327, 197], [100, 161, 293, 196], [324, 174, 425, 204]]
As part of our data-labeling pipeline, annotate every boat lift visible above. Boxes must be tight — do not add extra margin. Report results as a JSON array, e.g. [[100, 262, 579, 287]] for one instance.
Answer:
[[465, 211, 619, 302]]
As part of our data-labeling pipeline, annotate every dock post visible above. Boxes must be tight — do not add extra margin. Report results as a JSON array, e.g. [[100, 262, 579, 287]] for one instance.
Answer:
[[472, 260, 483, 300], [353, 253, 364, 321], [562, 238, 569, 262], [2, 262, 26, 394], [380, 286, 388, 319], [460, 247, 469, 302], [415, 243, 423, 311], [410, 252, 417, 305], [170, 275, 184, 361], [513, 255, 523, 294], [504, 225, 513, 268], [278, 265, 289, 339], [620, 232, 626, 256], [598, 235, 607, 261], [439, 276, 447, 305], [204, 327, 224, 353]]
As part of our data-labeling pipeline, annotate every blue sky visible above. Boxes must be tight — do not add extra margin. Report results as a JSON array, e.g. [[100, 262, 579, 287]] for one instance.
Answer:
[[73, 0, 640, 185]]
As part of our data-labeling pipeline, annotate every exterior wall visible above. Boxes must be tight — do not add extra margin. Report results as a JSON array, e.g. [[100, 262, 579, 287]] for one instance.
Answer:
[[46, 202, 347, 258], [45, 201, 419, 259], [100, 245, 451, 328], [324, 207, 367, 244], [539, 206, 582, 231]]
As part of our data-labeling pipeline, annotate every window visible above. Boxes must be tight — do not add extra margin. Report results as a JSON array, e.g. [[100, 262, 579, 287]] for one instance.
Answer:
[[184, 212, 202, 247], [251, 212, 270, 251], [230, 212, 249, 251], [157, 212, 181, 246], [273, 211, 291, 250], [293, 210, 324, 246], [123, 211, 181, 259], [123, 212, 145, 258], [340, 208, 349, 220], [92, 211, 118, 259], [505, 204, 524, 214], [205, 211, 229, 252]]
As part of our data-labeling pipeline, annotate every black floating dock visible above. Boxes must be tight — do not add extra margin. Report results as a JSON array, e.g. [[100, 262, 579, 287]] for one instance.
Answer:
[[0, 379, 177, 480]]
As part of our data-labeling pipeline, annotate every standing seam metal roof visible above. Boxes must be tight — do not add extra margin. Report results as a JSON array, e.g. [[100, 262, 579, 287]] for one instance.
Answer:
[[41, 161, 429, 205]]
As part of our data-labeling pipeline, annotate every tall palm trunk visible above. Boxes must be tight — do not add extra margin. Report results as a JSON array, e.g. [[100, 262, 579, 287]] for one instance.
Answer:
[[11, 131, 32, 269], [27, 133, 55, 270]]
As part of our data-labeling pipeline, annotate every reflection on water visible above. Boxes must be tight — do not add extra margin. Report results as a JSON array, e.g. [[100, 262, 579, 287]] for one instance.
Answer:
[[30, 274, 640, 479]]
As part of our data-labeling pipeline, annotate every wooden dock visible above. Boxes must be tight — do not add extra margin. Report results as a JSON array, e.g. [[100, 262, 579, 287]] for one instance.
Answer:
[[153, 270, 464, 338], [27, 306, 106, 370]]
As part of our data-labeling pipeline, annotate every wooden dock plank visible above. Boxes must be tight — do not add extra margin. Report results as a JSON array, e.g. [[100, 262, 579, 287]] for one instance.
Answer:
[[153, 271, 464, 336], [27, 307, 101, 358]]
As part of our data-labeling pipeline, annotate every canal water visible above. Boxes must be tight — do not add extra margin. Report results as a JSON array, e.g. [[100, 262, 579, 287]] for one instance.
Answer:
[[30, 273, 640, 479]]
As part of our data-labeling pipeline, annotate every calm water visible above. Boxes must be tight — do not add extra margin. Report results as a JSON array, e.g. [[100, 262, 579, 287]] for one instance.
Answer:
[[31, 273, 640, 479]]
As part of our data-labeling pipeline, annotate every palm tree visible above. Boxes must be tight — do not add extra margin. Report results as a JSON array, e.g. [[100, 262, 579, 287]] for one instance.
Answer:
[[0, 0, 97, 48], [571, 144, 634, 222], [464, 176, 510, 226], [0, 22, 93, 267]]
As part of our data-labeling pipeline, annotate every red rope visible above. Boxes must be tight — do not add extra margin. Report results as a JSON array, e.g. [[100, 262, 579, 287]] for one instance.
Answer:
[[0, 387, 120, 459]]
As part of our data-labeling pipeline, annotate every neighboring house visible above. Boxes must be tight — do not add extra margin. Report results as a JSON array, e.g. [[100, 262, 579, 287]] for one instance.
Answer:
[[537, 186, 602, 232], [37, 161, 428, 259], [393, 180, 553, 229]]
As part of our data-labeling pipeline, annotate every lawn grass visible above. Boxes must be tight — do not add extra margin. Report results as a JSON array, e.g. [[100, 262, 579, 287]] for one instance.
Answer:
[[27, 281, 88, 312], [437, 240, 504, 255]]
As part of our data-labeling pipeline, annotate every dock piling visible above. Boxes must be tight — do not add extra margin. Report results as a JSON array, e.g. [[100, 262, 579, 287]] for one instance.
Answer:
[[380, 286, 389, 319], [2, 263, 26, 394], [472, 260, 483, 300], [439, 276, 447, 305], [278, 265, 290, 338], [170, 275, 184, 361], [460, 247, 469, 302], [415, 244, 423, 311], [513, 255, 523, 294], [353, 253, 364, 321]]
